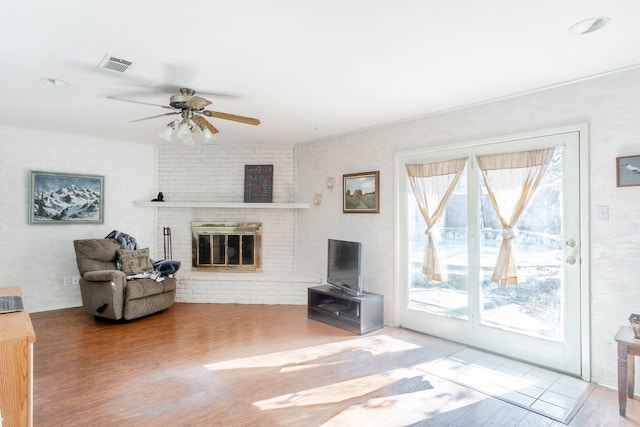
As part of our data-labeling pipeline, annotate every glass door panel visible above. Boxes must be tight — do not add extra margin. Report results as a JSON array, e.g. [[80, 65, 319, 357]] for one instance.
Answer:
[[479, 147, 563, 340], [407, 167, 469, 319]]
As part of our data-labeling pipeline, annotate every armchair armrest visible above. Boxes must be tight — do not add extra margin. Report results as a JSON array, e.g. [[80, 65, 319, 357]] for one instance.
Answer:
[[83, 270, 125, 282], [79, 270, 126, 320]]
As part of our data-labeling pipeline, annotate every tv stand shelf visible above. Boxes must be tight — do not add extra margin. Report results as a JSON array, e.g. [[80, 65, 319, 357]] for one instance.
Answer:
[[307, 285, 383, 335]]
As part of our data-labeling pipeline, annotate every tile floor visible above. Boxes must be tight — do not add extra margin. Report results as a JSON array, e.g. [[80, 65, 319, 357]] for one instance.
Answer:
[[418, 347, 592, 423]]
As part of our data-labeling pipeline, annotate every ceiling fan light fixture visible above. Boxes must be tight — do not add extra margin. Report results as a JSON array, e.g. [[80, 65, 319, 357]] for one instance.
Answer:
[[177, 120, 192, 138], [202, 127, 215, 142], [176, 120, 196, 145], [159, 121, 177, 142], [569, 16, 610, 35]]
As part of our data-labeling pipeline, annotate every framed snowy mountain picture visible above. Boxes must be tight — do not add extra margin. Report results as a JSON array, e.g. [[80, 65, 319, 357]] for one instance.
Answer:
[[29, 171, 104, 224]]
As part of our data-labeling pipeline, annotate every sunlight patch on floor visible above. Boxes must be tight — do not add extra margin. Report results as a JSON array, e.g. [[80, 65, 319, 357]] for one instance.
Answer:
[[253, 365, 493, 427], [203, 335, 420, 371], [321, 374, 490, 427], [280, 360, 346, 373], [253, 367, 425, 410]]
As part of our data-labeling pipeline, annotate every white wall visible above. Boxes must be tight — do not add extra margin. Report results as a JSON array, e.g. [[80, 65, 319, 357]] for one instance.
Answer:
[[0, 126, 156, 312], [295, 67, 640, 389]]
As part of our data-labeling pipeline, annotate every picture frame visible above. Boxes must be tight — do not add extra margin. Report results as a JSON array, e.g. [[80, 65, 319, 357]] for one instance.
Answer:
[[616, 155, 640, 187], [343, 171, 380, 213], [244, 164, 273, 203], [29, 171, 104, 224]]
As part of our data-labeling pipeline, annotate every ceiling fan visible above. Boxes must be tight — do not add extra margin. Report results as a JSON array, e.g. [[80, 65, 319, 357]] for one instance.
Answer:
[[108, 88, 260, 144]]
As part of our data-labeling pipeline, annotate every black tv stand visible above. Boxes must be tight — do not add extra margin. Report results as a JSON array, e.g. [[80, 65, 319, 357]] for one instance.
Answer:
[[307, 285, 383, 335]]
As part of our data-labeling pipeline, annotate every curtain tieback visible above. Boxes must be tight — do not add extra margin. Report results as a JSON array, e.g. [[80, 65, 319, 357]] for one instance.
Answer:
[[502, 227, 515, 240], [424, 225, 433, 236]]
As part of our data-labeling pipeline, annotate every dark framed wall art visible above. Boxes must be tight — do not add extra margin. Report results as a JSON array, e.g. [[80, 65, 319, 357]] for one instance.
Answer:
[[343, 171, 380, 213], [244, 164, 273, 203], [29, 171, 104, 224], [617, 155, 640, 187]]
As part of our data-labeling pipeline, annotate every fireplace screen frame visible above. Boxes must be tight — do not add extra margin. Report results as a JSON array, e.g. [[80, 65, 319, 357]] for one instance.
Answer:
[[192, 222, 262, 272]]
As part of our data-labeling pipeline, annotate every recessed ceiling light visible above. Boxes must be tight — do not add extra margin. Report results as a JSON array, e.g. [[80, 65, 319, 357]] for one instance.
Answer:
[[569, 17, 610, 35], [40, 78, 70, 88]]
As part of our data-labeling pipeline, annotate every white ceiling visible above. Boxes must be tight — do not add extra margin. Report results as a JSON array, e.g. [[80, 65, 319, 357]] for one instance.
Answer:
[[2, 0, 640, 146]]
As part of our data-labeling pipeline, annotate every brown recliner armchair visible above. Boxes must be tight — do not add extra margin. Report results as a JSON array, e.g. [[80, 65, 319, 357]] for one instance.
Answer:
[[73, 239, 176, 320]]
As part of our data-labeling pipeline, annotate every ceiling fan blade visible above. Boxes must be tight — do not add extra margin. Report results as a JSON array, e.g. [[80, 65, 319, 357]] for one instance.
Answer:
[[202, 110, 261, 126], [127, 84, 239, 99], [187, 95, 212, 109], [129, 112, 179, 123], [193, 116, 219, 134], [108, 96, 174, 110], [134, 64, 239, 98]]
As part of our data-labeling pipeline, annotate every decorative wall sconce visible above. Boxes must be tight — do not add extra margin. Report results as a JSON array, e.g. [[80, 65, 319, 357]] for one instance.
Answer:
[[327, 177, 336, 190], [313, 193, 323, 207]]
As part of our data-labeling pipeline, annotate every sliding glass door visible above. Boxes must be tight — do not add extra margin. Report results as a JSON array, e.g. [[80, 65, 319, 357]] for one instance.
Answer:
[[396, 129, 586, 376]]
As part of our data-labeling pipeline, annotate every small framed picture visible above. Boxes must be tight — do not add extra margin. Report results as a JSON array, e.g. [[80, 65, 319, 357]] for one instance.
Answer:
[[29, 171, 104, 224], [343, 171, 380, 213], [244, 164, 273, 203], [617, 155, 640, 187]]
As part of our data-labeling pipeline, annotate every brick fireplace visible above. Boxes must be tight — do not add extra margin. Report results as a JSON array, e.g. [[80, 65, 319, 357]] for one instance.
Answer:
[[154, 144, 319, 305]]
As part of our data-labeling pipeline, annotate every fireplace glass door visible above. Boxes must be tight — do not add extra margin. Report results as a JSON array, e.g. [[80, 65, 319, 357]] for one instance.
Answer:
[[197, 234, 256, 267], [192, 222, 262, 272]]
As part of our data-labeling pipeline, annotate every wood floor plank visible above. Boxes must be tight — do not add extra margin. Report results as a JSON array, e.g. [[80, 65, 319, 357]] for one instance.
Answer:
[[28, 303, 634, 426]]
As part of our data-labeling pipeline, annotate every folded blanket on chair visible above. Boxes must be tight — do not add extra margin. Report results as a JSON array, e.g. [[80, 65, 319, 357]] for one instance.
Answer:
[[153, 260, 181, 277], [105, 230, 137, 250]]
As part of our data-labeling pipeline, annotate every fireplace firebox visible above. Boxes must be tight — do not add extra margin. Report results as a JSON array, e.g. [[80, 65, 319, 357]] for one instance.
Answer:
[[192, 222, 262, 272]]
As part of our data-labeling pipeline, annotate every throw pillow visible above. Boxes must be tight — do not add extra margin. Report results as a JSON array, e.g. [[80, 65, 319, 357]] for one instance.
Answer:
[[118, 248, 154, 275]]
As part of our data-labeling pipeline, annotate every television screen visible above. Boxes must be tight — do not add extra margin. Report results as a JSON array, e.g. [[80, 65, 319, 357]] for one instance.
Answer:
[[327, 239, 363, 296]]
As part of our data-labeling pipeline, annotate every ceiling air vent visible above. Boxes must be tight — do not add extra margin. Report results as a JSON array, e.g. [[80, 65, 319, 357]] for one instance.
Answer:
[[96, 55, 133, 75]]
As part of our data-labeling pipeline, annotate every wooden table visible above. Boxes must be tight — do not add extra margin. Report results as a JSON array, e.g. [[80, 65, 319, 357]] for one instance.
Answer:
[[615, 325, 640, 417], [0, 287, 35, 426]]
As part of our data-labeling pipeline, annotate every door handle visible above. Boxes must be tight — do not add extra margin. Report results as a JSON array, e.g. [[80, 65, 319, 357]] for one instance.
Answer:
[[565, 256, 577, 265], [565, 239, 576, 248]]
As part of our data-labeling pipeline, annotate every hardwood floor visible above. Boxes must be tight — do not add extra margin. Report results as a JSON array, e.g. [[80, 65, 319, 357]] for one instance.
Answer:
[[30, 303, 640, 426]]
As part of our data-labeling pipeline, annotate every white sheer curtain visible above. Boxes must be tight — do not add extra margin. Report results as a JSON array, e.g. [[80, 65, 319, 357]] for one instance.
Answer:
[[476, 148, 554, 286], [406, 157, 468, 282]]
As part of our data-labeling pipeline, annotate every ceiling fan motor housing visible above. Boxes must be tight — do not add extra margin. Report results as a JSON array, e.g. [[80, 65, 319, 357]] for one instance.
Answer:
[[170, 95, 193, 109], [170, 88, 197, 109]]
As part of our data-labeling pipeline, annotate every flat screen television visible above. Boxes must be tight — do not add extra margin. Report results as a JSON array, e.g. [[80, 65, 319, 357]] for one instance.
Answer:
[[327, 239, 363, 296]]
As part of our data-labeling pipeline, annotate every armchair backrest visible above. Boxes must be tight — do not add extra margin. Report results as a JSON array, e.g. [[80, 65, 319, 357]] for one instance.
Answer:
[[74, 239, 121, 275]]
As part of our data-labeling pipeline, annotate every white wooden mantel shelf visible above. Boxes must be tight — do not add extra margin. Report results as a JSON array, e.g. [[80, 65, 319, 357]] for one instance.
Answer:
[[133, 201, 310, 209]]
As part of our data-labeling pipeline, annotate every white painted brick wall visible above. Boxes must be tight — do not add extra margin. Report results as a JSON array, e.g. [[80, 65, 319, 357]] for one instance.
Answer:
[[175, 274, 321, 305], [156, 145, 318, 304], [158, 145, 295, 203]]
